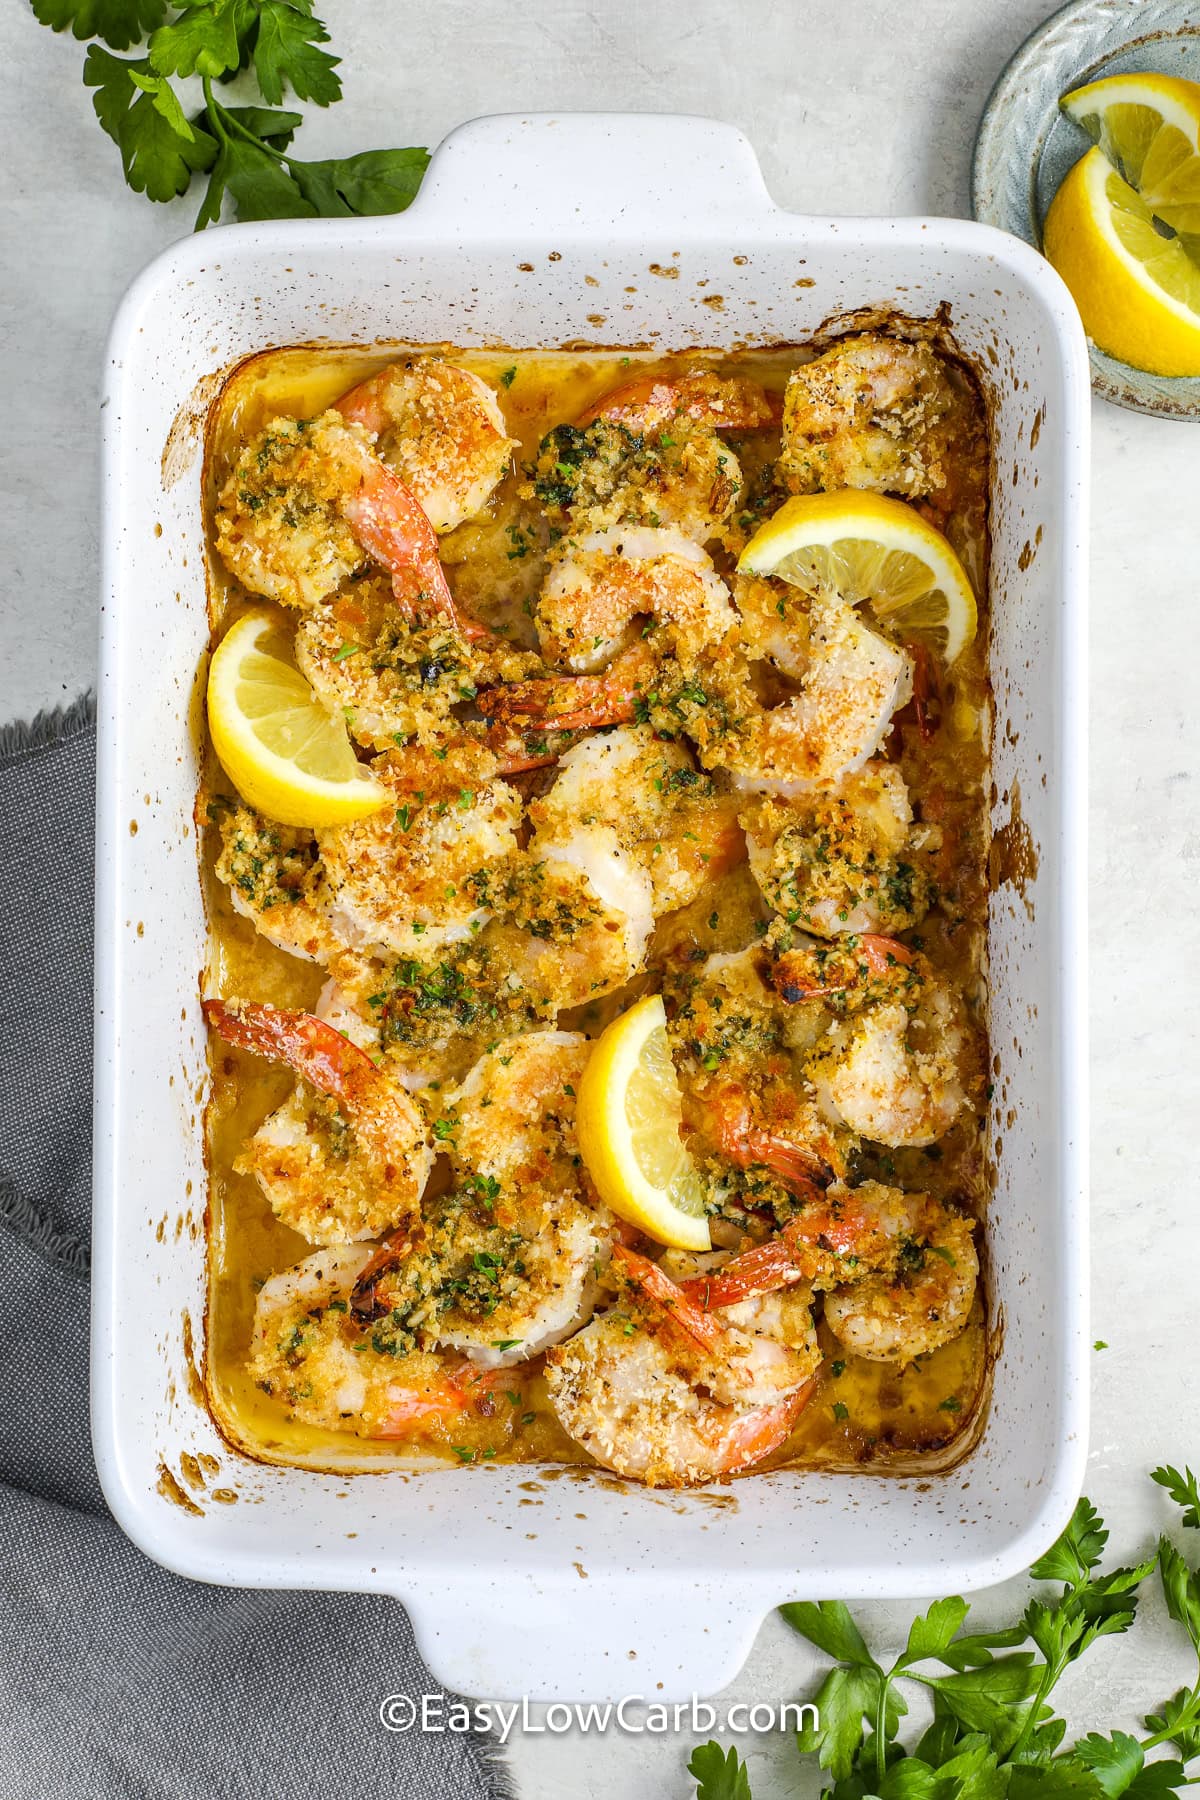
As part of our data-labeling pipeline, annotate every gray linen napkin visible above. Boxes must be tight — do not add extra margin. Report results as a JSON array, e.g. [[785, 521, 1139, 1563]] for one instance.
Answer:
[[0, 698, 511, 1800]]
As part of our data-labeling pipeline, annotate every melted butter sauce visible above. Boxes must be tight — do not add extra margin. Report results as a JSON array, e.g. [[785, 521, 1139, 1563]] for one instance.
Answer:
[[202, 340, 992, 1479]]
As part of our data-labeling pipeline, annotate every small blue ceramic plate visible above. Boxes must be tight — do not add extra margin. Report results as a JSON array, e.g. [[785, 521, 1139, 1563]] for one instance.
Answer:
[[973, 0, 1200, 417]]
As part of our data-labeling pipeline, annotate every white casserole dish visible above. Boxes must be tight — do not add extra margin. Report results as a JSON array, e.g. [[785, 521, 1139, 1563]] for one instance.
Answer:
[[93, 112, 1090, 1702]]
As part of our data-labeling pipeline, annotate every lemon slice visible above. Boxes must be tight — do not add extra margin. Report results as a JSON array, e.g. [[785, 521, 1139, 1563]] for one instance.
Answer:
[[1061, 72, 1200, 235], [577, 994, 711, 1252], [1043, 146, 1200, 378], [737, 491, 977, 665], [207, 608, 388, 828]]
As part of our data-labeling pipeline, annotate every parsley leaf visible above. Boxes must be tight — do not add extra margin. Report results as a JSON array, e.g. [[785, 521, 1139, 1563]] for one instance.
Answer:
[[802, 1663, 882, 1782], [35, 0, 429, 228], [1158, 1537, 1200, 1653], [1145, 1689, 1200, 1760], [84, 46, 216, 200], [289, 146, 430, 216], [147, 0, 249, 78], [1070, 1732, 1150, 1799], [1153, 1467, 1200, 1532], [252, 0, 340, 105], [31, 0, 166, 50], [687, 1741, 752, 1800], [1030, 1497, 1109, 1586], [921, 1658, 1043, 1758], [194, 107, 313, 227], [780, 1600, 878, 1668], [898, 1597, 972, 1668]]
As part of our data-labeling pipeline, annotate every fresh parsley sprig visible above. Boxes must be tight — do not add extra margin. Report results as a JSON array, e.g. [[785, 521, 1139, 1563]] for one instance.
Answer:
[[32, 0, 429, 227], [690, 1464, 1200, 1800], [688, 1740, 755, 1799]]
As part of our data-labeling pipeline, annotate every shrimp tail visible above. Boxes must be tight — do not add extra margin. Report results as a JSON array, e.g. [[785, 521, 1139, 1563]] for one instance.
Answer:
[[708, 1086, 832, 1200], [771, 932, 916, 1003], [339, 464, 461, 628], [910, 643, 939, 743], [475, 643, 653, 733], [611, 1244, 729, 1354], [681, 1186, 894, 1309], [714, 1367, 822, 1472], [203, 999, 376, 1111], [481, 724, 584, 774], [378, 1361, 508, 1438], [350, 1227, 417, 1319], [334, 380, 389, 436], [680, 1237, 814, 1310]]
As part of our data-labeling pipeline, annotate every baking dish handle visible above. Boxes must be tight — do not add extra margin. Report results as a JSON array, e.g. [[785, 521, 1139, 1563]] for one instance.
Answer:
[[403, 1576, 802, 1703], [407, 111, 777, 236]]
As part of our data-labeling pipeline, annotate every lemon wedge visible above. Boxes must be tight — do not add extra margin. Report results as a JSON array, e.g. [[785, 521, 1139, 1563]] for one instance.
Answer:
[[1044, 145, 1200, 378], [206, 608, 389, 828], [1061, 71, 1200, 236], [737, 491, 977, 666], [576, 994, 711, 1252]]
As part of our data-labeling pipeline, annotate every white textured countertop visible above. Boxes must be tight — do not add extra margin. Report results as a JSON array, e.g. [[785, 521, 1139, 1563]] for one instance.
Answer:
[[4, 1, 1198, 1795]]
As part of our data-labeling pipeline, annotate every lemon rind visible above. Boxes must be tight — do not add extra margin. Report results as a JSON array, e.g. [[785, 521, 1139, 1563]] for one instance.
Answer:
[[577, 995, 712, 1253], [1061, 72, 1200, 149], [737, 493, 977, 666], [207, 609, 389, 828], [1076, 148, 1200, 336]]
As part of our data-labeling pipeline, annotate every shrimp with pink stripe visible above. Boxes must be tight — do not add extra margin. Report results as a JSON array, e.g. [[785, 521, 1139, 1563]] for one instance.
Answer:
[[203, 999, 433, 1245], [544, 1244, 821, 1486], [248, 1245, 511, 1443], [674, 1181, 979, 1367], [214, 410, 464, 627], [334, 357, 517, 535]]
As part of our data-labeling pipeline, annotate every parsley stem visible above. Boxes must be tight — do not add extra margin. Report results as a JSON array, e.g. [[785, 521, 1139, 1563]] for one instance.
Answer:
[[205, 86, 289, 166], [1006, 1654, 1062, 1764], [1141, 1683, 1200, 1753], [204, 86, 318, 178], [873, 1676, 891, 1788], [201, 77, 230, 150]]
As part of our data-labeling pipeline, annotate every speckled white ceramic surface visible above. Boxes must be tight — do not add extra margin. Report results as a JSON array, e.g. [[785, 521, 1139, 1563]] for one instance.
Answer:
[[90, 110, 1090, 1703]]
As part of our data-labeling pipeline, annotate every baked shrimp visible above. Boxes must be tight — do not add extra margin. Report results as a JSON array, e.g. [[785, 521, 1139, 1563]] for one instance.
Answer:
[[729, 589, 914, 788], [487, 824, 655, 1014], [531, 370, 772, 543], [534, 526, 739, 676], [249, 1245, 509, 1439], [666, 945, 847, 1208], [740, 761, 937, 936], [294, 573, 539, 752], [212, 802, 339, 964], [335, 357, 516, 534], [544, 1244, 820, 1487], [214, 411, 455, 615], [316, 740, 522, 960], [483, 724, 743, 1010], [203, 1000, 433, 1244], [771, 934, 980, 1148], [676, 1182, 978, 1365], [356, 1033, 610, 1369], [527, 724, 744, 917], [779, 336, 958, 499]]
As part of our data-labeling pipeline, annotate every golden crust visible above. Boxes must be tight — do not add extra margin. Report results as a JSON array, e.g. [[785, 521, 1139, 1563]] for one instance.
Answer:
[[779, 336, 957, 499], [348, 359, 516, 533], [214, 412, 377, 611]]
